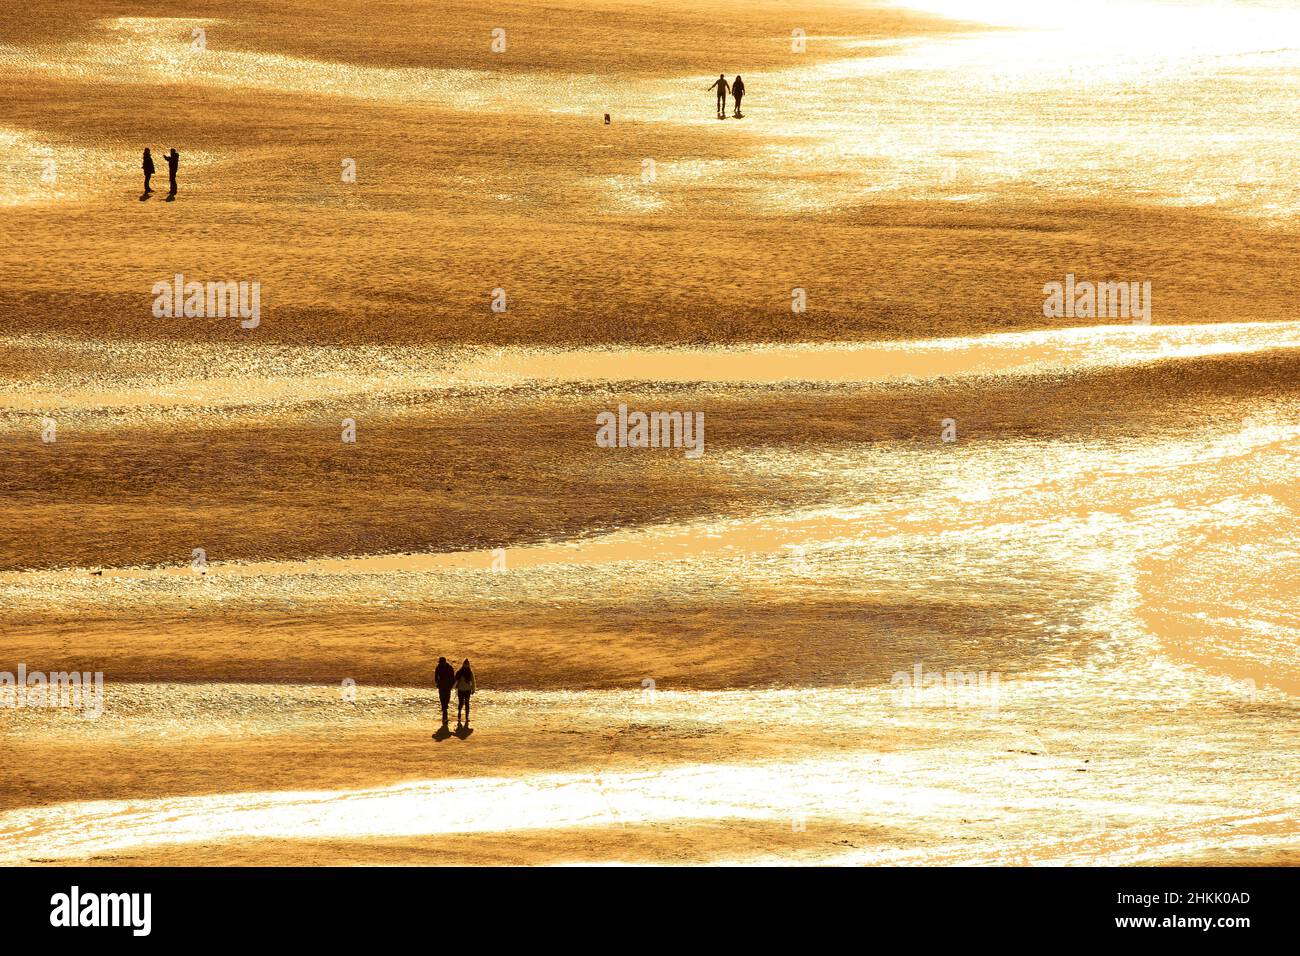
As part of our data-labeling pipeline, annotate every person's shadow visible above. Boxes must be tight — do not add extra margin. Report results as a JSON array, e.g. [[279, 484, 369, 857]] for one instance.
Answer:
[[454, 725, 473, 740], [432, 724, 452, 741]]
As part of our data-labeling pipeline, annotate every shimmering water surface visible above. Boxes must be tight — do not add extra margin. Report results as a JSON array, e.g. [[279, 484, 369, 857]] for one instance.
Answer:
[[0, 0, 1296, 865]]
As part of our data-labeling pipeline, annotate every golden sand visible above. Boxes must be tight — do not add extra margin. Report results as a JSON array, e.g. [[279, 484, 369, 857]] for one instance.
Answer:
[[0, 0, 1296, 865]]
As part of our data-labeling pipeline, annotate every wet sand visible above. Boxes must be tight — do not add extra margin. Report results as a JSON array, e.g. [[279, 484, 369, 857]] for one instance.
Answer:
[[1, 0, 1298, 866], [4, 682, 1295, 867]]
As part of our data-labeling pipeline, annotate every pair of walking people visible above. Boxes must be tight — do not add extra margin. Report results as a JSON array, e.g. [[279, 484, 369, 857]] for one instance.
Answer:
[[434, 657, 476, 728], [707, 74, 745, 118], [142, 147, 179, 198]]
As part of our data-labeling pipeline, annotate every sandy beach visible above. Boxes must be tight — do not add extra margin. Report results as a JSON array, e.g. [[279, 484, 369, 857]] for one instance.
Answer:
[[1, 0, 1297, 866]]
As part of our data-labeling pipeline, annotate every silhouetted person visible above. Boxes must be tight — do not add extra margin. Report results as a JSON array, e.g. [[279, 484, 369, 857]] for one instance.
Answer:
[[707, 74, 730, 116], [142, 148, 155, 193], [455, 659, 476, 727], [732, 75, 745, 117], [434, 656, 455, 726], [165, 148, 179, 196]]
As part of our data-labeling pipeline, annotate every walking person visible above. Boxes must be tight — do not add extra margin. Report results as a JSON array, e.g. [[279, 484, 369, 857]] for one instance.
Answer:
[[142, 148, 155, 193], [731, 75, 745, 117], [434, 656, 456, 727], [165, 148, 179, 198], [707, 73, 730, 117], [455, 659, 476, 728]]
